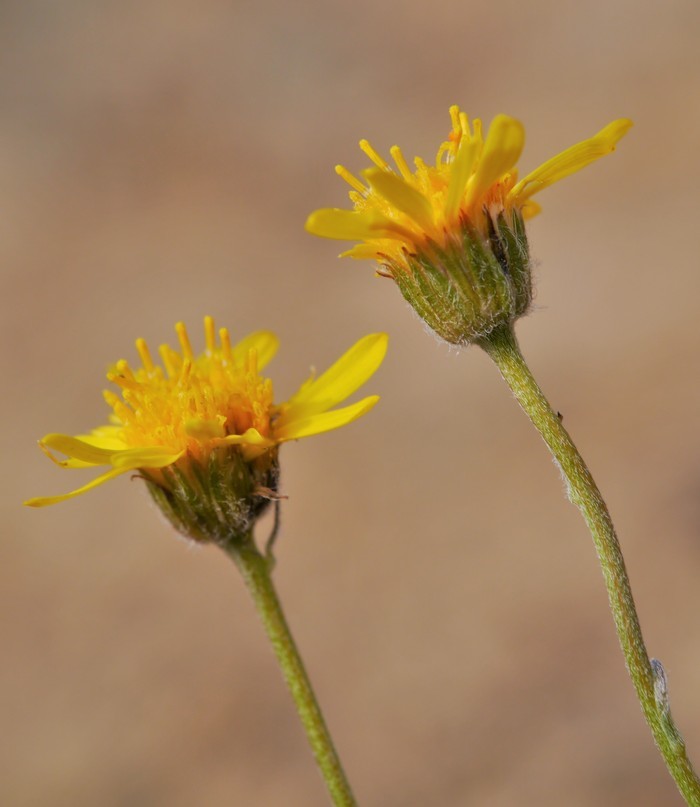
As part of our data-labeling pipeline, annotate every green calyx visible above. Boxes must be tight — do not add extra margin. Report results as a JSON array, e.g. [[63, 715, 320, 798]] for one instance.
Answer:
[[143, 445, 280, 546], [391, 210, 532, 345]]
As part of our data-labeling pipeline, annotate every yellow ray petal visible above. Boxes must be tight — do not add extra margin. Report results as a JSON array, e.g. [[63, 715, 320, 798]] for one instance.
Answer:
[[218, 428, 275, 449], [24, 468, 128, 508], [340, 243, 384, 260], [40, 433, 122, 466], [275, 395, 380, 442], [47, 431, 128, 468], [109, 447, 183, 471], [362, 168, 434, 231], [281, 333, 388, 421], [466, 115, 525, 206], [52, 457, 101, 469], [509, 118, 633, 203], [230, 331, 280, 370], [305, 209, 410, 242], [79, 429, 128, 450]]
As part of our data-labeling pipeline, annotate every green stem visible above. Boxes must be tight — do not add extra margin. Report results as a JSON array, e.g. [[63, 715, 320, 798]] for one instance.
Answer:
[[224, 535, 357, 807], [478, 324, 700, 806]]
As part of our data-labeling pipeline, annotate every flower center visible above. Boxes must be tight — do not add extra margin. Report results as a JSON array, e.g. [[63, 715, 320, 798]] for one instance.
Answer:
[[104, 317, 274, 460]]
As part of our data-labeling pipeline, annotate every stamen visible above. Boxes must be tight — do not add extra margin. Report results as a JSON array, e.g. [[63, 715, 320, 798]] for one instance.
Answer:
[[175, 322, 194, 360], [449, 105, 462, 137], [115, 359, 134, 380], [390, 146, 412, 180], [204, 316, 216, 354], [247, 349, 259, 377], [104, 390, 131, 423], [103, 390, 120, 407], [219, 327, 232, 360], [436, 142, 451, 164], [335, 165, 366, 194], [179, 359, 193, 387], [359, 139, 390, 170], [414, 156, 429, 172], [159, 344, 178, 379], [190, 379, 204, 417], [135, 338, 154, 373], [107, 370, 141, 391]]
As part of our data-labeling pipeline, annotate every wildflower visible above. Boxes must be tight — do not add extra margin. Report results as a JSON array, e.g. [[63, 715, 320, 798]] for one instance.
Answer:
[[306, 106, 631, 344], [26, 317, 387, 544]]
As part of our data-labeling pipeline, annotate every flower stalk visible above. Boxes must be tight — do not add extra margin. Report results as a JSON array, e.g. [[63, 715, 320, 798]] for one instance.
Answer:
[[304, 101, 698, 799], [224, 533, 357, 807], [478, 323, 700, 806]]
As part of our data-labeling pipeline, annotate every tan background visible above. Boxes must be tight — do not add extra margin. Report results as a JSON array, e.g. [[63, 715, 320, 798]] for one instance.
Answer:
[[4, 1, 700, 805]]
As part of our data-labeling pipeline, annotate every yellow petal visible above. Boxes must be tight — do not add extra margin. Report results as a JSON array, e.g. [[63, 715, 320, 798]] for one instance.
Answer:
[[109, 447, 183, 470], [281, 333, 388, 421], [55, 458, 101, 469], [275, 395, 380, 442], [509, 118, 633, 203], [305, 209, 408, 242], [466, 115, 525, 206], [362, 168, 434, 231], [49, 431, 128, 469], [47, 426, 126, 468], [340, 244, 383, 260], [230, 331, 279, 370], [24, 468, 128, 507], [79, 429, 128, 450], [40, 433, 122, 466], [218, 428, 275, 449]]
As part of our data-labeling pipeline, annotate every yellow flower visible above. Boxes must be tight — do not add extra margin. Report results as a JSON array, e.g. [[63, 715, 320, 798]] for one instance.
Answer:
[[26, 318, 387, 541], [306, 106, 632, 344]]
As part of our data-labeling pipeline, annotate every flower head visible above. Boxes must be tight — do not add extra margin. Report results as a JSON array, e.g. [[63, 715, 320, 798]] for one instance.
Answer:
[[306, 106, 632, 344], [26, 317, 387, 543]]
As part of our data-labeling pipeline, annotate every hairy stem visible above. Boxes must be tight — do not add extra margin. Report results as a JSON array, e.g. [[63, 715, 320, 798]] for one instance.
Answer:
[[479, 324, 700, 806], [224, 535, 356, 807]]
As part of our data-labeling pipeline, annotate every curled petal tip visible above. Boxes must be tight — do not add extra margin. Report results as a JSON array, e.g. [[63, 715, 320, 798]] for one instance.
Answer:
[[600, 118, 634, 146]]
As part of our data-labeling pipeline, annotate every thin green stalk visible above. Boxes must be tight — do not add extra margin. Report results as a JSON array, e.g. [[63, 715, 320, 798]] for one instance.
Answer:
[[224, 535, 356, 807], [478, 324, 700, 806]]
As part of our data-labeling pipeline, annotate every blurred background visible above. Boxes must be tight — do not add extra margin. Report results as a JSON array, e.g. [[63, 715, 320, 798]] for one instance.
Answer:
[[3, 1, 700, 804]]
